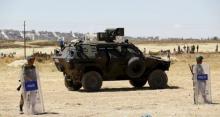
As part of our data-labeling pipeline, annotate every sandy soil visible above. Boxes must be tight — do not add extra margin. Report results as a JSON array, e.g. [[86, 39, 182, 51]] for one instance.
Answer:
[[0, 44, 220, 117]]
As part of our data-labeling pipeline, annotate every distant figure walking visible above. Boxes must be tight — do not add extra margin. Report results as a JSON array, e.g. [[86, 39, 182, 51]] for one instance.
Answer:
[[143, 48, 146, 54], [183, 45, 186, 52], [0, 52, 3, 57], [178, 45, 181, 53], [58, 37, 65, 50], [191, 45, 195, 53], [173, 48, 176, 54], [216, 44, 218, 52], [196, 45, 199, 53], [187, 46, 189, 53]]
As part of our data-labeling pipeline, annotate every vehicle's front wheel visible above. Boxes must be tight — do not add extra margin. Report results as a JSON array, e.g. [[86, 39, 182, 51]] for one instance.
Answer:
[[82, 71, 102, 92], [126, 57, 145, 78], [148, 69, 168, 89], [129, 78, 147, 88], [64, 76, 82, 91]]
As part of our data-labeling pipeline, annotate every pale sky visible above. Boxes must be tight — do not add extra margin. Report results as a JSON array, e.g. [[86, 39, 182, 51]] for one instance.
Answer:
[[0, 0, 220, 38]]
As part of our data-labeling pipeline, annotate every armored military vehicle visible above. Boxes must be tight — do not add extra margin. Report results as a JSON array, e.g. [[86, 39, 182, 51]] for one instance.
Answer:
[[53, 28, 170, 92]]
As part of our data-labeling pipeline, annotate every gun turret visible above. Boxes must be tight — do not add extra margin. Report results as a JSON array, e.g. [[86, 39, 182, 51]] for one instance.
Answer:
[[97, 28, 124, 42]]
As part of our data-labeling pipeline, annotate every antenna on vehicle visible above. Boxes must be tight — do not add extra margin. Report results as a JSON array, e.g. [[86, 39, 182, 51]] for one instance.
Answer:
[[23, 21, 26, 59]]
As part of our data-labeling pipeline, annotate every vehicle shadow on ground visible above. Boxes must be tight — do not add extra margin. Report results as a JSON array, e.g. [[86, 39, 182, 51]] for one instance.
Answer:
[[36, 112, 59, 115], [79, 85, 181, 93], [166, 85, 181, 89], [209, 102, 220, 105]]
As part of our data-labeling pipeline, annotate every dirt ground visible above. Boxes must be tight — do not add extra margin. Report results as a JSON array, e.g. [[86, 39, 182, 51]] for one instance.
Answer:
[[0, 42, 220, 117]]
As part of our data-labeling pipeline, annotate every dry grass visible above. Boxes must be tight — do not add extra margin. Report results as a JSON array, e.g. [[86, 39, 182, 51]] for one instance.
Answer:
[[0, 40, 16, 43], [29, 40, 57, 47], [0, 57, 17, 63], [0, 57, 21, 67], [0, 40, 24, 48], [0, 40, 58, 49], [0, 43, 31, 48]]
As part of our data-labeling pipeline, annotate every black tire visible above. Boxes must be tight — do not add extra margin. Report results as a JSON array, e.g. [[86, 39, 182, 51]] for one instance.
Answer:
[[126, 57, 145, 78], [64, 76, 82, 91], [82, 71, 102, 92], [129, 78, 147, 88], [148, 69, 168, 89]]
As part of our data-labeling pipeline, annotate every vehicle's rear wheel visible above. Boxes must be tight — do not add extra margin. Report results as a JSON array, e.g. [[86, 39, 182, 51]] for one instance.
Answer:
[[148, 69, 168, 89], [82, 71, 102, 92], [64, 76, 82, 91], [126, 57, 145, 78], [129, 78, 147, 88]]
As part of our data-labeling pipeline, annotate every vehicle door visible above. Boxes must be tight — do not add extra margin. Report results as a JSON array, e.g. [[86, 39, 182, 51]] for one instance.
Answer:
[[105, 46, 126, 80]]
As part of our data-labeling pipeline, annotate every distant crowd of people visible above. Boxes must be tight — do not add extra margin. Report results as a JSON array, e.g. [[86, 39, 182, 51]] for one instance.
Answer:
[[142, 43, 219, 61], [0, 52, 16, 58], [174, 45, 199, 54], [173, 44, 219, 54]]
